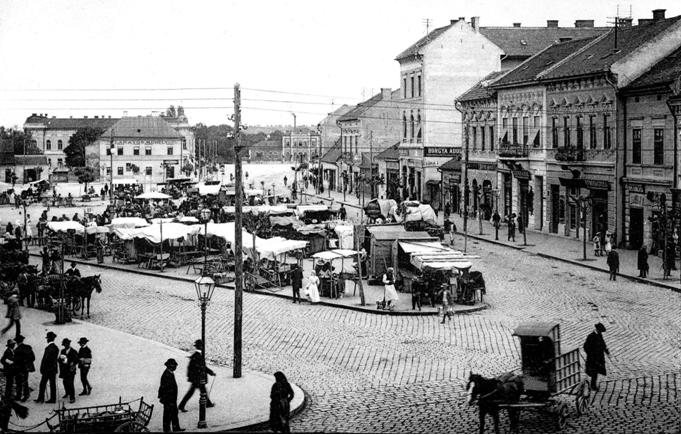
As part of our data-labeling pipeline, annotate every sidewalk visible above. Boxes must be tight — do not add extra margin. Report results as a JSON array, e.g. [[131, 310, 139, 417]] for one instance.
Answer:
[[6, 308, 304, 432]]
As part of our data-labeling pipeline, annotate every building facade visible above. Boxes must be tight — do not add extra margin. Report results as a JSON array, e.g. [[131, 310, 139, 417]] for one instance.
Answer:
[[282, 127, 321, 164]]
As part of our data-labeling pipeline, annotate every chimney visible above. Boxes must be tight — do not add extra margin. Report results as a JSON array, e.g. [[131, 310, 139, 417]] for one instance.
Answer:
[[574, 19, 594, 28], [471, 16, 480, 31], [513, 23, 521, 28], [653, 9, 666, 21], [459, 17, 465, 22], [547, 20, 559, 28], [619, 18, 633, 27], [94, 116, 99, 119], [381, 88, 392, 99], [638, 18, 653, 25], [84, 116, 88, 119]]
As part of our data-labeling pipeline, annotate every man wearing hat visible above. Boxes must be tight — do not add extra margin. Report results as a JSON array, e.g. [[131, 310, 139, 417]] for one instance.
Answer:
[[58, 338, 78, 403], [158, 358, 184, 433], [1, 339, 16, 398], [36, 331, 59, 403], [584, 322, 610, 391], [14, 335, 35, 402], [1, 291, 21, 339], [77, 338, 92, 396], [64, 262, 80, 278], [178, 339, 215, 412]]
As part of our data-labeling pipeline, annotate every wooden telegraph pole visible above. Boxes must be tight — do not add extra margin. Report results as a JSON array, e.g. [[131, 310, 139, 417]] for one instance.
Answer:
[[233, 84, 243, 378]]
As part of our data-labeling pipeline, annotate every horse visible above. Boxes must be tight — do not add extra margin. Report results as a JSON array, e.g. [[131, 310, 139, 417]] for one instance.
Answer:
[[66, 275, 102, 319], [466, 371, 524, 433]]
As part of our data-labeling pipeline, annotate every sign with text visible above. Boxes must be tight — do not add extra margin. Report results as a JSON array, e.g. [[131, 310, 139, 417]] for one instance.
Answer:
[[512, 170, 531, 180], [584, 179, 610, 190], [163, 159, 179, 165], [424, 147, 461, 158]]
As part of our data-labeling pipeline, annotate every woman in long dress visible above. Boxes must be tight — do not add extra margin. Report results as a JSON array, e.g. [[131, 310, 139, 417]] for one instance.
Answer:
[[269, 371, 294, 433], [305, 271, 321, 304], [382, 267, 399, 309], [24, 215, 33, 244]]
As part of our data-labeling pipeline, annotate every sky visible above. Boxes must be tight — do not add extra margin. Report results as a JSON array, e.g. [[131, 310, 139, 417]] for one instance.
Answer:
[[0, 0, 679, 129]]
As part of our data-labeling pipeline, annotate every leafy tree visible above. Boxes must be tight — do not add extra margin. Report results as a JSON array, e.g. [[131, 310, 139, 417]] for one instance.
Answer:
[[130, 164, 140, 174], [0, 127, 38, 155], [165, 105, 177, 118], [65, 127, 103, 167], [74, 167, 96, 192]]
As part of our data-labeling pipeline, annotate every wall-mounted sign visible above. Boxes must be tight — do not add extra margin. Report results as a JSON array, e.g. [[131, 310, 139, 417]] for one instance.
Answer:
[[163, 159, 179, 165], [584, 179, 610, 190], [628, 183, 645, 193], [449, 175, 461, 185], [467, 162, 498, 171], [512, 170, 531, 180], [424, 147, 461, 157]]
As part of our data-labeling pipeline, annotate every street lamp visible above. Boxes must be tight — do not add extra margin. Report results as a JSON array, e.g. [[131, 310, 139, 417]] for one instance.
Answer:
[[200, 208, 212, 274], [193, 275, 216, 429]]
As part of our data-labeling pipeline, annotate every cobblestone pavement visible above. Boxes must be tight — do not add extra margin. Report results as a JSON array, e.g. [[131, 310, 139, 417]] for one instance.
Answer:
[[31, 234, 681, 433]]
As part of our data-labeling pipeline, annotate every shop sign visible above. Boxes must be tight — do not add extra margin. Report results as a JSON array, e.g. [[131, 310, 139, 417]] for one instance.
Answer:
[[398, 148, 409, 157], [386, 161, 399, 170], [512, 170, 531, 180], [448, 175, 461, 185], [584, 179, 610, 190], [467, 162, 497, 171], [163, 159, 179, 165], [629, 183, 645, 193], [424, 147, 461, 158]]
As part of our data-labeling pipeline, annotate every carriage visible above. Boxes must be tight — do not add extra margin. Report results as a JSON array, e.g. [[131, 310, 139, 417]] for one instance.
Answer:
[[47, 397, 153, 433]]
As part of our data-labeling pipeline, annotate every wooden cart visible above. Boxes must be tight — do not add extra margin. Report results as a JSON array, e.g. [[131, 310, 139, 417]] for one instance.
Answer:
[[48, 397, 153, 433], [501, 322, 591, 430]]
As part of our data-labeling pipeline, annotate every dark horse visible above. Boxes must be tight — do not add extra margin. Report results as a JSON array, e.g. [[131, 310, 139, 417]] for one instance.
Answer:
[[466, 371, 524, 433], [66, 275, 102, 319]]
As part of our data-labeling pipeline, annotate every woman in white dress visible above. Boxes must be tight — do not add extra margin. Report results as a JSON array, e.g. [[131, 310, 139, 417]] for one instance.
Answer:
[[25, 214, 33, 243], [382, 267, 399, 309], [305, 271, 321, 304]]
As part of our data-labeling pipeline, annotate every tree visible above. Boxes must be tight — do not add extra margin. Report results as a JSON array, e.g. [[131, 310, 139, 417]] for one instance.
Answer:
[[130, 164, 140, 174], [74, 167, 96, 192], [165, 105, 177, 118], [0, 127, 38, 155], [65, 127, 103, 167]]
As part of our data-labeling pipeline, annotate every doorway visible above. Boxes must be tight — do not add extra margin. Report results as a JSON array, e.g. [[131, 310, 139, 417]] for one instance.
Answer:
[[629, 208, 644, 249], [550, 184, 560, 233]]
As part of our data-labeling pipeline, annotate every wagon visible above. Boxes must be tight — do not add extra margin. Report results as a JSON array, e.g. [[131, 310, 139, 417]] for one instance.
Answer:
[[501, 322, 591, 429], [48, 397, 153, 433]]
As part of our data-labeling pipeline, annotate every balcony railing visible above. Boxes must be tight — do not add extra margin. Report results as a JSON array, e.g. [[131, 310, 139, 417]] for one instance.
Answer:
[[554, 146, 585, 162], [498, 143, 529, 158]]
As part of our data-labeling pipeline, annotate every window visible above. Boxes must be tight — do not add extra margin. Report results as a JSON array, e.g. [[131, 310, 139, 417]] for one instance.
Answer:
[[403, 77, 407, 98], [563, 117, 571, 147], [512, 118, 518, 144], [522, 117, 529, 145], [125, 162, 132, 172], [533, 116, 540, 128], [472, 126, 477, 151], [106, 167, 111, 175], [552, 118, 558, 148], [589, 115, 596, 149], [117, 147, 123, 156], [481, 126, 486, 151], [489, 126, 495, 151], [167, 147, 173, 155], [117, 167, 123, 175], [133, 146, 140, 156], [410, 76, 414, 98], [47, 158, 51, 167], [576, 116, 583, 149], [106, 148, 111, 156], [417, 75, 422, 96], [403, 113, 407, 139], [603, 115, 611, 149], [57, 158, 63, 168], [632, 129, 641, 164], [182, 139, 187, 150], [145, 166, 152, 176], [654, 128, 664, 165], [145, 146, 152, 156], [46, 140, 52, 151], [410, 112, 415, 140], [57, 140, 63, 150]]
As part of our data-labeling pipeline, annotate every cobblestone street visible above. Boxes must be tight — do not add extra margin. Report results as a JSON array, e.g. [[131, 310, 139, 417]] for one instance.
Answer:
[[34, 233, 681, 433]]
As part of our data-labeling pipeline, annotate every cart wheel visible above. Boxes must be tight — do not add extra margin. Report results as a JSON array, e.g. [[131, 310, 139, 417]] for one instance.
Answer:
[[114, 421, 149, 433], [575, 380, 591, 416], [557, 403, 569, 430]]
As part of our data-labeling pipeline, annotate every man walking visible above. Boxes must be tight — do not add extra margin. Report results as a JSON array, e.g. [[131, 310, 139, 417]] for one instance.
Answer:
[[77, 337, 92, 395], [339, 204, 347, 221], [637, 245, 649, 278], [58, 338, 78, 404], [1, 292, 21, 338], [159, 358, 184, 433], [36, 331, 58, 403], [178, 339, 215, 412], [291, 265, 303, 304], [607, 247, 619, 281], [14, 335, 35, 402], [507, 214, 516, 242], [584, 322, 610, 391]]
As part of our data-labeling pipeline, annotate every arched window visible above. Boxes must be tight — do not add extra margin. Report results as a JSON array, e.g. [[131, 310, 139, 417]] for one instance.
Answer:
[[57, 139, 63, 150], [410, 112, 415, 140], [416, 110, 422, 143], [402, 113, 407, 139], [46, 140, 51, 150]]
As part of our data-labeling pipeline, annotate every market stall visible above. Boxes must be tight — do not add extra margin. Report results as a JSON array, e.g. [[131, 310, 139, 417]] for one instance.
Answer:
[[312, 249, 358, 298], [364, 225, 435, 280]]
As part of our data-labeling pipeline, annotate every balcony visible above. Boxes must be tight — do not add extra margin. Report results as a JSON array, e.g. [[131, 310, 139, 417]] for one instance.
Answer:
[[554, 147, 585, 162], [498, 144, 529, 158]]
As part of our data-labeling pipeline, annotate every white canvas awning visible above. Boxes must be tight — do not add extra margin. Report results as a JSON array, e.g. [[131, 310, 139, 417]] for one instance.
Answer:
[[110, 217, 149, 229], [136, 192, 171, 200], [114, 222, 200, 244], [47, 221, 85, 234], [196, 183, 221, 196]]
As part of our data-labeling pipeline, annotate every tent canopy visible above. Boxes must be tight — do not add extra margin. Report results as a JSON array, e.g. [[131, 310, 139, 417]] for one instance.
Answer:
[[110, 217, 149, 229], [136, 192, 171, 200], [114, 222, 200, 244], [196, 182, 221, 196], [47, 221, 85, 234], [199, 222, 307, 260], [312, 249, 358, 260]]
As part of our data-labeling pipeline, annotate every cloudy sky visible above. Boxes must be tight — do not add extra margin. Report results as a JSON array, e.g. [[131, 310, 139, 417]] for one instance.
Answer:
[[0, 0, 678, 128]]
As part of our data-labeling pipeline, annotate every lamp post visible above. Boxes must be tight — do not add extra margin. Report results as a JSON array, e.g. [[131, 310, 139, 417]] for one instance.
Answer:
[[193, 275, 216, 429], [200, 208, 211, 274]]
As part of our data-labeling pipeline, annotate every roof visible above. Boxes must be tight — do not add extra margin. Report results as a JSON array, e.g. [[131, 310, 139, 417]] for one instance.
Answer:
[[626, 46, 681, 90], [321, 142, 342, 163], [438, 158, 462, 171], [492, 37, 596, 87], [24, 114, 119, 131], [541, 16, 681, 80], [249, 140, 281, 150], [338, 93, 384, 122], [457, 71, 505, 102], [358, 152, 378, 169], [15, 155, 48, 166], [512, 322, 559, 338], [367, 225, 433, 241], [375, 143, 400, 161], [479, 26, 609, 58], [396, 24, 453, 60], [101, 116, 183, 139]]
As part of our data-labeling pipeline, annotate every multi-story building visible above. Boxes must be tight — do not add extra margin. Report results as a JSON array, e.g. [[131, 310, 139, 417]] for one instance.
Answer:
[[282, 127, 321, 164], [316, 105, 352, 157], [248, 140, 283, 162], [375, 144, 400, 201], [396, 16, 609, 204], [89, 116, 186, 186]]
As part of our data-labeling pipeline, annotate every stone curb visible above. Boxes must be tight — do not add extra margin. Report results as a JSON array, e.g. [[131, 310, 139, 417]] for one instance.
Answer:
[[224, 388, 310, 433]]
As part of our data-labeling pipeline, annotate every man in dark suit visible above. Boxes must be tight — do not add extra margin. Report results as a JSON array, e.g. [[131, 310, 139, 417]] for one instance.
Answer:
[[158, 358, 184, 433], [1, 339, 16, 398], [35, 331, 58, 403], [291, 265, 303, 304], [178, 339, 215, 412], [58, 338, 78, 403], [14, 335, 35, 402], [64, 262, 80, 278], [77, 337, 92, 396], [607, 247, 619, 281]]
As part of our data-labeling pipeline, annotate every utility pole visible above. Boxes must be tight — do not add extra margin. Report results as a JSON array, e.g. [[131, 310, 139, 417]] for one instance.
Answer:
[[463, 125, 469, 253], [233, 83, 243, 378], [110, 130, 114, 205], [369, 131, 373, 199]]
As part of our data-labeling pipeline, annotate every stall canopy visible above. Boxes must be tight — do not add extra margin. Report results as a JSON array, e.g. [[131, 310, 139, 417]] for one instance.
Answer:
[[270, 216, 304, 229], [197, 222, 308, 260], [177, 216, 199, 224], [295, 205, 329, 217], [334, 224, 354, 249], [110, 217, 150, 229], [136, 192, 171, 200], [196, 182, 221, 196], [402, 203, 437, 225], [223, 205, 293, 215], [312, 249, 358, 274], [47, 221, 85, 234], [114, 222, 200, 244], [399, 241, 479, 270]]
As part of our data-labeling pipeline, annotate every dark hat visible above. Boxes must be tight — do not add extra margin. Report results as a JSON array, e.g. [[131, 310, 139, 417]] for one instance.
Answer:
[[15, 334, 24, 343], [46, 331, 57, 340], [61, 338, 71, 346], [78, 337, 88, 345], [70, 262, 77, 267], [6, 339, 15, 347], [164, 358, 178, 367], [193, 339, 203, 348], [595, 322, 606, 333]]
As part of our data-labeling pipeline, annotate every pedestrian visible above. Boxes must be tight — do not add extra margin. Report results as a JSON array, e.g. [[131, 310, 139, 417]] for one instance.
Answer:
[[507, 214, 516, 242], [604, 231, 612, 255], [283, 176, 288, 187], [584, 322, 610, 391], [41, 246, 51, 274], [1, 292, 21, 339], [158, 358, 185, 433], [449, 220, 457, 247], [269, 371, 294, 433], [516, 214, 524, 238], [65, 262, 80, 278], [593, 233, 601, 257], [444, 202, 451, 218], [1, 339, 16, 398], [381, 267, 399, 310], [58, 338, 78, 403], [638, 245, 649, 278], [13, 335, 34, 402], [77, 337, 92, 396], [607, 247, 619, 281], [178, 339, 215, 412], [304, 271, 321, 304], [411, 283, 422, 311], [438, 285, 454, 324], [35, 331, 58, 403], [291, 265, 303, 304], [339, 204, 347, 221], [24, 215, 32, 245]]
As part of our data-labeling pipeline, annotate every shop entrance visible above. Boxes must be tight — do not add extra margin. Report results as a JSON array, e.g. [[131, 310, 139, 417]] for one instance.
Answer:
[[629, 208, 644, 249], [550, 184, 560, 233], [503, 173, 512, 218]]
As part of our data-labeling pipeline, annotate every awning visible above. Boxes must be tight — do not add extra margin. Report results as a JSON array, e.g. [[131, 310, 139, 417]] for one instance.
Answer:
[[113, 178, 139, 185], [512, 322, 560, 338], [399, 241, 452, 254], [110, 217, 150, 229], [47, 221, 85, 234], [196, 183, 221, 196], [426, 180, 441, 186], [114, 222, 201, 244]]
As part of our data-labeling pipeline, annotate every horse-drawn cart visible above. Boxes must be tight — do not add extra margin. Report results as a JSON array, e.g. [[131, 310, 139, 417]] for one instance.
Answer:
[[48, 397, 153, 433]]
